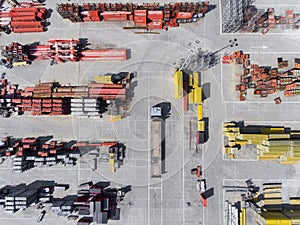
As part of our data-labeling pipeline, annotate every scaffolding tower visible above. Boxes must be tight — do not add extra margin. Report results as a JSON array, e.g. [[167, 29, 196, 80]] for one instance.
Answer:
[[221, 0, 255, 33]]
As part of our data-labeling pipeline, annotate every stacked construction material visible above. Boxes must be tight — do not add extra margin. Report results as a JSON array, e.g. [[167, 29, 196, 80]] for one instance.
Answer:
[[239, 6, 300, 33], [0, 3, 48, 34], [1, 39, 127, 66], [51, 196, 75, 216], [76, 141, 125, 173], [80, 49, 127, 61], [0, 181, 63, 213], [174, 70, 207, 144], [56, 2, 212, 30], [1, 42, 30, 64], [0, 136, 124, 173], [2, 75, 132, 118], [0, 180, 127, 221], [88, 83, 125, 100], [224, 51, 300, 100], [17, 98, 71, 116], [71, 98, 103, 117], [9, 6, 47, 33], [0, 9, 11, 33], [1, 137, 80, 172], [74, 181, 121, 224], [262, 183, 282, 205], [5, 188, 38, 213], [53, 85, 89, 98], [224, 122, 300, 164]]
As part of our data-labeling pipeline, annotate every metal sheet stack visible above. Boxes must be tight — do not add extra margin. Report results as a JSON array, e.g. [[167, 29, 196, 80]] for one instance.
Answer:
[[71, 98, 102, 117]]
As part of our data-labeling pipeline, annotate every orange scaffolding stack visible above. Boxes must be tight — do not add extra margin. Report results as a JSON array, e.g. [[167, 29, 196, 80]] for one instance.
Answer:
[[224, 51, 300, 100]]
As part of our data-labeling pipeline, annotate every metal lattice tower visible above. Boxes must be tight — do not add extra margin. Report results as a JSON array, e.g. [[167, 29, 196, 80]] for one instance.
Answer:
[[221, 0, 255, 33]]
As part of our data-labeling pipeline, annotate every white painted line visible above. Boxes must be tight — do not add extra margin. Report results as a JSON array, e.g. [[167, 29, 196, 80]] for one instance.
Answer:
[[148, 187, 162, 190], [223, 101, 300, 104], [147, 72, 151, 225], [221, 55, 224, 101], [223, 159, 258, 162], [218, 0, 222, 35], [221, 32, 300, 36], [246, 51, 300, 54]]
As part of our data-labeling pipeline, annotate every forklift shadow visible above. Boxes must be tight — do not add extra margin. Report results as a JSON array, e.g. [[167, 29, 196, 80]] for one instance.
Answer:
[[127, 80, 137, 99], [126, 49, 131, 60], [45, 8, 53, 21]]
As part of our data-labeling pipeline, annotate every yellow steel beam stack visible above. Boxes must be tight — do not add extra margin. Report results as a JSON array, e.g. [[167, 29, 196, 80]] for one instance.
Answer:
[[223, 123, 241, 158], [290, 198, 300, 205], [192, 72, 199, 87], [174, 70, 183, 99], [240, 208, 246, 225], [262, 183, 282, 205], [109, 153, 115, 173], [188, 72, 202, 104], [94, 75, 113, 84], [258, 212, 292, 225], [261, 127, 285, 134]]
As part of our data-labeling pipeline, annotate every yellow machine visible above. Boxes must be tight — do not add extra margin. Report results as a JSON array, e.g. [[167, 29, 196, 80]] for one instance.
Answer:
[[110, 115, 122, 122], [12, 61, 28, 67]]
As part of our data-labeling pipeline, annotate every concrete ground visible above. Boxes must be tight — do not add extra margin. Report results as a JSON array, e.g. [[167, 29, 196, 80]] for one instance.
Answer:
[[0, 0, 300, 225]]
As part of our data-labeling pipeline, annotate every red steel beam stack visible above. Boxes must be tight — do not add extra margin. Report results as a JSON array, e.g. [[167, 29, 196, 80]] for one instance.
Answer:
[[18, 83, 71, 116], [101, 11, 131, 21], [80, 49, 127, 61], [9, 6, 47, 33], [88, 83, 126, 100], [29, 45, 52, 60]]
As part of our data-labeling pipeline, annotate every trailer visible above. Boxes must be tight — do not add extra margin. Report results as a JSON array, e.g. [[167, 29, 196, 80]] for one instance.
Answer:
[[150, 106, 164, 178]]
